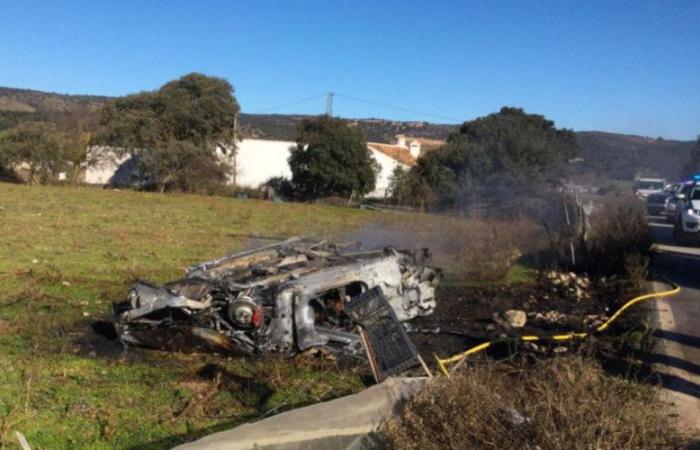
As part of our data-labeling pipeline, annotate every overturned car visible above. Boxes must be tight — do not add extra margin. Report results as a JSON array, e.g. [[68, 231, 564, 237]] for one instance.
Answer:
[[113, 238, 440, 357]]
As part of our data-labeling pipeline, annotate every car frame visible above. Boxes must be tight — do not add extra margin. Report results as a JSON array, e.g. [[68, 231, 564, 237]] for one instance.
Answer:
[[112, 237, 441, 356]]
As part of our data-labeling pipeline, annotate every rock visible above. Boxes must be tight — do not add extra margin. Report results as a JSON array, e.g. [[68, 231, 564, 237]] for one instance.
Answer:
[[553, 346, 568, 354], [542, 310, 566, 323], [485, 324, 495, 331], [505, 407, 531, 426], [503, 310, 527, 328], [523, 342, 539, 352]]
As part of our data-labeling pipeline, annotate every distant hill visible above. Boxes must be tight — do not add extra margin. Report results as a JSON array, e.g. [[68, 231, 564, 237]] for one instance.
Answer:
[[238, 113, 457, 142], [0, 85, 695, 181], [0, 86, 107, 113], [574, 131, 694, 181]]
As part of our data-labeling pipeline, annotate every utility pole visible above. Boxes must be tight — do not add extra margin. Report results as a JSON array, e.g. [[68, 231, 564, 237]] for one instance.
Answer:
[[326, 92, 334, 116]]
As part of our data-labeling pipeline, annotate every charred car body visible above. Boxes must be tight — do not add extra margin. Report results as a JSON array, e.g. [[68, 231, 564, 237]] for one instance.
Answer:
[[113, 238, 440, 356]]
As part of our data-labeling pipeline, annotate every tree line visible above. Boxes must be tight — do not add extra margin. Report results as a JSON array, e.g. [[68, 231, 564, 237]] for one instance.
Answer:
[[4, 72, 695, 209]]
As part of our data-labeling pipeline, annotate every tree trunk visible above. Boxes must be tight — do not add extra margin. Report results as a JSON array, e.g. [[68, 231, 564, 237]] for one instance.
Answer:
[[28, 166, 37, 185]]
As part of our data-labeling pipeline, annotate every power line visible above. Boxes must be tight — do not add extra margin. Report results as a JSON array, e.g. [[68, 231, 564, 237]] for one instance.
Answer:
[[253, 93, 327, 114], [334, 93, 461, 123], [249, 91, 462, 123]]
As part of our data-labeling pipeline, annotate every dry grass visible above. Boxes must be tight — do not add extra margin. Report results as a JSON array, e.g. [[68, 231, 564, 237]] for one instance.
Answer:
[[384, 357, 683, 450], [586, 193, 652, 277], [351, 215, 541, 283]]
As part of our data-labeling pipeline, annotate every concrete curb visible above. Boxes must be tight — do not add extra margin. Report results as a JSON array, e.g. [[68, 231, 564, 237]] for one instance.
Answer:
[[172, 377, 428, 450]]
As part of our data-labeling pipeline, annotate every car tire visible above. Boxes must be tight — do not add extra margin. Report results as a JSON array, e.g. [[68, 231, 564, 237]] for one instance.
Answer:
[[673, 226, 687, 245]]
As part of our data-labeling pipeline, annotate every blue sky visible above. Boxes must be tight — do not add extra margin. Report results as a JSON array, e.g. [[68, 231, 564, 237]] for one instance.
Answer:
[[1, 0, 698, 139]]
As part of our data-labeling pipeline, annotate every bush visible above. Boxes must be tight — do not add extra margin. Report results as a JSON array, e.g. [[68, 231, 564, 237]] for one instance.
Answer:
[[263, 176, 295, 200], [384, 357, 683, 450], [586, 193, 652, 276]]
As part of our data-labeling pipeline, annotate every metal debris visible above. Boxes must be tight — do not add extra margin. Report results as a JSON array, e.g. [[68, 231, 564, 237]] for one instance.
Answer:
[[113, 237, 440, 357]]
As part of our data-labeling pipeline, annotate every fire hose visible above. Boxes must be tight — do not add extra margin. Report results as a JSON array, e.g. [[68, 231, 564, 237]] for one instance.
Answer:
[[435, 279, 681, 377]]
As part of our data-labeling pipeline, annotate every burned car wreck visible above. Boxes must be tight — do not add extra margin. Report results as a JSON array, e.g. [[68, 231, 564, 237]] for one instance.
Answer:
[[113, 238, 440, 357]]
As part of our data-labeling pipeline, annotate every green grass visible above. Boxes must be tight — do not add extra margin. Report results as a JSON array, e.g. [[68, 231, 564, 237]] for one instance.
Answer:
[[0, 183, 536, 449], [0, 183, 378, 449]]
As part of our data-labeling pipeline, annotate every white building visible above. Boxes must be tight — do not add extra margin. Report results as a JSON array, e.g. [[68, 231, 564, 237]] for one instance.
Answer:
[[83, 146, 134, 185], [234, 139, 295, 187], [83, 134, 433, 198]]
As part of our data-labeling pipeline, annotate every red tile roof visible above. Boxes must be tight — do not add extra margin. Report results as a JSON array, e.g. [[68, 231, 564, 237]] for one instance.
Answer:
[[367, 143, 416, 166]]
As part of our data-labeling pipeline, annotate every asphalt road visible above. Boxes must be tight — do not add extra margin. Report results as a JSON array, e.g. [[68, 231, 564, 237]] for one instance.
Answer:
[[648, 216, 700, 436]]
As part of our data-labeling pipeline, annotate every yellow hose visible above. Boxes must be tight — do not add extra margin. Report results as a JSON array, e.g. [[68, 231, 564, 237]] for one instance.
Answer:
[[435, 280, 681, 376]]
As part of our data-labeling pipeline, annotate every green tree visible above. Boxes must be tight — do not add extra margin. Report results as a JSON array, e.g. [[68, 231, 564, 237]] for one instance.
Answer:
[[0, 121, 66, 184], [412, 107, 579, 209], [51, 104, 100, 183], [137, 141, 231, 193], [388, 166, 409, 203], [387, 166, 434, 210], [94, 73, 240, 192], [288, 116, 377, 200]]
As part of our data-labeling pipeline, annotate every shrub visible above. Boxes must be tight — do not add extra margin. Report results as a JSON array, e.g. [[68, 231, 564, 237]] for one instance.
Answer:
[[586, 193, 652, 276], [383, 357, 683, 450]]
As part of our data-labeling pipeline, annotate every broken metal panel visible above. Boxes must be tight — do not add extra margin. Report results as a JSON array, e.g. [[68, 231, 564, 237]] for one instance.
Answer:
[[346, 287, 420, 381], [113, 238, 441, 359]]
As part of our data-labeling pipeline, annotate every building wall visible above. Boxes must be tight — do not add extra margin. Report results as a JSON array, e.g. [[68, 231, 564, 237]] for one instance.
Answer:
[[368, 149, 408, 198], [83, 146, 134, 185], [82, 140, 406, 197], [235, 139, 295, 187]]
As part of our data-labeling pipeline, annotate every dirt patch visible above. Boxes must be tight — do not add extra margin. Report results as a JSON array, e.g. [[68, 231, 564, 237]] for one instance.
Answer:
[[410, 276, 620, 363], [0, 317, 16, 334], [172, 363, 275, 419]]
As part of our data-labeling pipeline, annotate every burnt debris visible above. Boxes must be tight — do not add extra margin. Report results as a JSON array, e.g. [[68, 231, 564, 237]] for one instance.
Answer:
[[113, 237, 441, 357]]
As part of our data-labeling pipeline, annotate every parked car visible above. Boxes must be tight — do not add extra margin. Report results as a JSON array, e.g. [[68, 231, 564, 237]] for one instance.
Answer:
[[673, 178, 700, 245], [646, 182, 681, 216], [664, 180, 695, 223], [634, 177, 666, 199]]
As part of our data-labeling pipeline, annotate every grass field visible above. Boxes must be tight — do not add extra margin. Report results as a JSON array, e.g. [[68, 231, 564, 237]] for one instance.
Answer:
[[0, 183, 538, 449], [0, 183, 384, 449]]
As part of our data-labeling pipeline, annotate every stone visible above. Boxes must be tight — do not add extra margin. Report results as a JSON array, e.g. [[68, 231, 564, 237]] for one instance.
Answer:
[[503, 309, 527, 328]]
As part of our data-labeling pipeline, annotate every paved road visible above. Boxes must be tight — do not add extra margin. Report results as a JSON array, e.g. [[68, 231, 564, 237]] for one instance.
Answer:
[[648, 216, 700, 435]]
